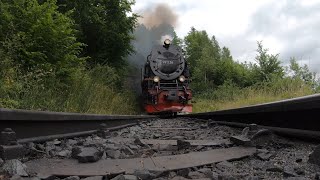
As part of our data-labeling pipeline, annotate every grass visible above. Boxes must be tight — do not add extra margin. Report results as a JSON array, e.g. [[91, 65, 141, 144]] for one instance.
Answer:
[[192, 78, 315, 113], [0, 65, 141, 115]]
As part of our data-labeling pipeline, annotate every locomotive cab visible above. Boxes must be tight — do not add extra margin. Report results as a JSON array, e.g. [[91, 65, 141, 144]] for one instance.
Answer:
[[141, 39, 192, 114]]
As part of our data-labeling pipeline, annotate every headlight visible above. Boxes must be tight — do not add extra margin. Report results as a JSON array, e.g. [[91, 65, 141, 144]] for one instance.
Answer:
[[179, 75, 185, 82], [164, 39, 171, 45], [153, 76, 160, 82]]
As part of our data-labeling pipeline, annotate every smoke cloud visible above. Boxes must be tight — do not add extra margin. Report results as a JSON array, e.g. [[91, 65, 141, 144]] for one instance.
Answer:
[[127, 3, 178, 95], [138, 4, 178, 29], [160, 34, 173, 44], [129, 3, 178, 67]]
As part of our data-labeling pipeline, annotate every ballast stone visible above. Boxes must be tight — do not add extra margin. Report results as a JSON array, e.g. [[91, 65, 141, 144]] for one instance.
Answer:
[[0, 158, 3, 166], [71, 146, 82, 158], [110, 175, 125, 180], [308, 144, 320, 166], [177, 140, 191, 150], [241, 127, 250, 136], [170, 176, 189, 180], [121, 146, 134, 155], [230, 127, 252, 146], [230, 135, 251, 146], [62, 176, 80, 180], [263, 162, 283, 173], [246, 176, 260, 180], [285, 178, 309, 180], [256, 151, 274, 161], [217, 173, 236, 180], [76, 147, 103, 163], [188, 171, 206, 179], [283, 166, 297, 177], [57, 150, 71, 157], [133, 169, 156, 180], [216, 161, 234, 171], [123, 175, 138, 180], [82, 176, 103, 180], [177, 168, 190, 178], [106, 149, 121, 159], [0, 159, 28, 176], [197, 168, 216, 179], [9, 175, 41, 180]]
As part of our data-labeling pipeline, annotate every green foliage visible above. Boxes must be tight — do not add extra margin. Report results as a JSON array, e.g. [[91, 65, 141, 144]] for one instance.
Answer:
[[57, 0, 139, 68], [215, 59, 254, 87], [288, 57, 316, 86], [0, 0, 85, 81], [0, 50, 19, 108], [196, 80, 241, 101], [0, 64, 140, 114], [184, 27, 213, 69], [251, 41, 284, 82], [184, 27, 255, 93], [184, 28, 221, 93], [0, 0, 140, 114], [172, 30, 182, 46], [63, 66, 139, 114]]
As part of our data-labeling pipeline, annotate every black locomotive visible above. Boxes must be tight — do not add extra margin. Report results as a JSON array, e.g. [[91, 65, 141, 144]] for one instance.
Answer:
[[141, 39, 192, 115]]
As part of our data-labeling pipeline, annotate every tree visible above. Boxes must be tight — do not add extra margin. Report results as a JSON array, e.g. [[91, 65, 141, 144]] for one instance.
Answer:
[[183, 27, 254, 92], [184, 27, 213, 69], [183, 28, 219, 92], [253, 41, 284, 82], [172, 30, 182, 47], [210, 36, 221, 61], [0, 0, 85, 79], [57, 0, 138, 68], [289, 57, 316, 84], [221, 47, 232, 60]]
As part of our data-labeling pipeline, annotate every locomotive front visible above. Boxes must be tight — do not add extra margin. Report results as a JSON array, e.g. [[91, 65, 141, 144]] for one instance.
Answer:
[[141, 39, 192, 115]]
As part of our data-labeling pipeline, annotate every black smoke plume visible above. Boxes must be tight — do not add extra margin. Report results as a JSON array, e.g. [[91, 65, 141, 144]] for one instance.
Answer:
[[127, 3, 178, 95]]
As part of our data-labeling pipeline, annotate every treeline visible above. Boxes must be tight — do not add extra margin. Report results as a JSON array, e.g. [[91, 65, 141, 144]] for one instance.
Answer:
[[0, 0, 139, 114], [175, 27, 318, 111]]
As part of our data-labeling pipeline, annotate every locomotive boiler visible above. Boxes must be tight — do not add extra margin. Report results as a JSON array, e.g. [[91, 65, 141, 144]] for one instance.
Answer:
[[141, 39, 192, 115]]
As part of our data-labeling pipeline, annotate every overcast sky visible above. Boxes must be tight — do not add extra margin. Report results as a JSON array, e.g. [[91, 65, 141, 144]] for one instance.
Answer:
[[132, 0, 320, 73]]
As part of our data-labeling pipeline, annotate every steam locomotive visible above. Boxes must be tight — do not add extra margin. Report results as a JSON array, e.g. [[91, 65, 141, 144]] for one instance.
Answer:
[[141, 39, 192, 115]]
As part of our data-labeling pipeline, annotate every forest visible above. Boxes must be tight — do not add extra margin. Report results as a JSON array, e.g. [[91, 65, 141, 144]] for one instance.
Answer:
[[0, 0, 318, 114]]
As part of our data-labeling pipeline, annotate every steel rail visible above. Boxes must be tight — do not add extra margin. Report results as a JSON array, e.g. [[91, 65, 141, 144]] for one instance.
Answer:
[[0, 108, 154, 139], [184, 93, 320, 140], [17, 123, 138, 144], [0, 108, 151, 120], [208, 120, 320, 140]]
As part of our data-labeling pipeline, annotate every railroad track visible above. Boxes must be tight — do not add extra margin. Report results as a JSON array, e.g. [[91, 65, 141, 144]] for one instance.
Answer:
[[1, 94, 320, 179], [185, 93, 320, 140], [0, 108, 154, 139]]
